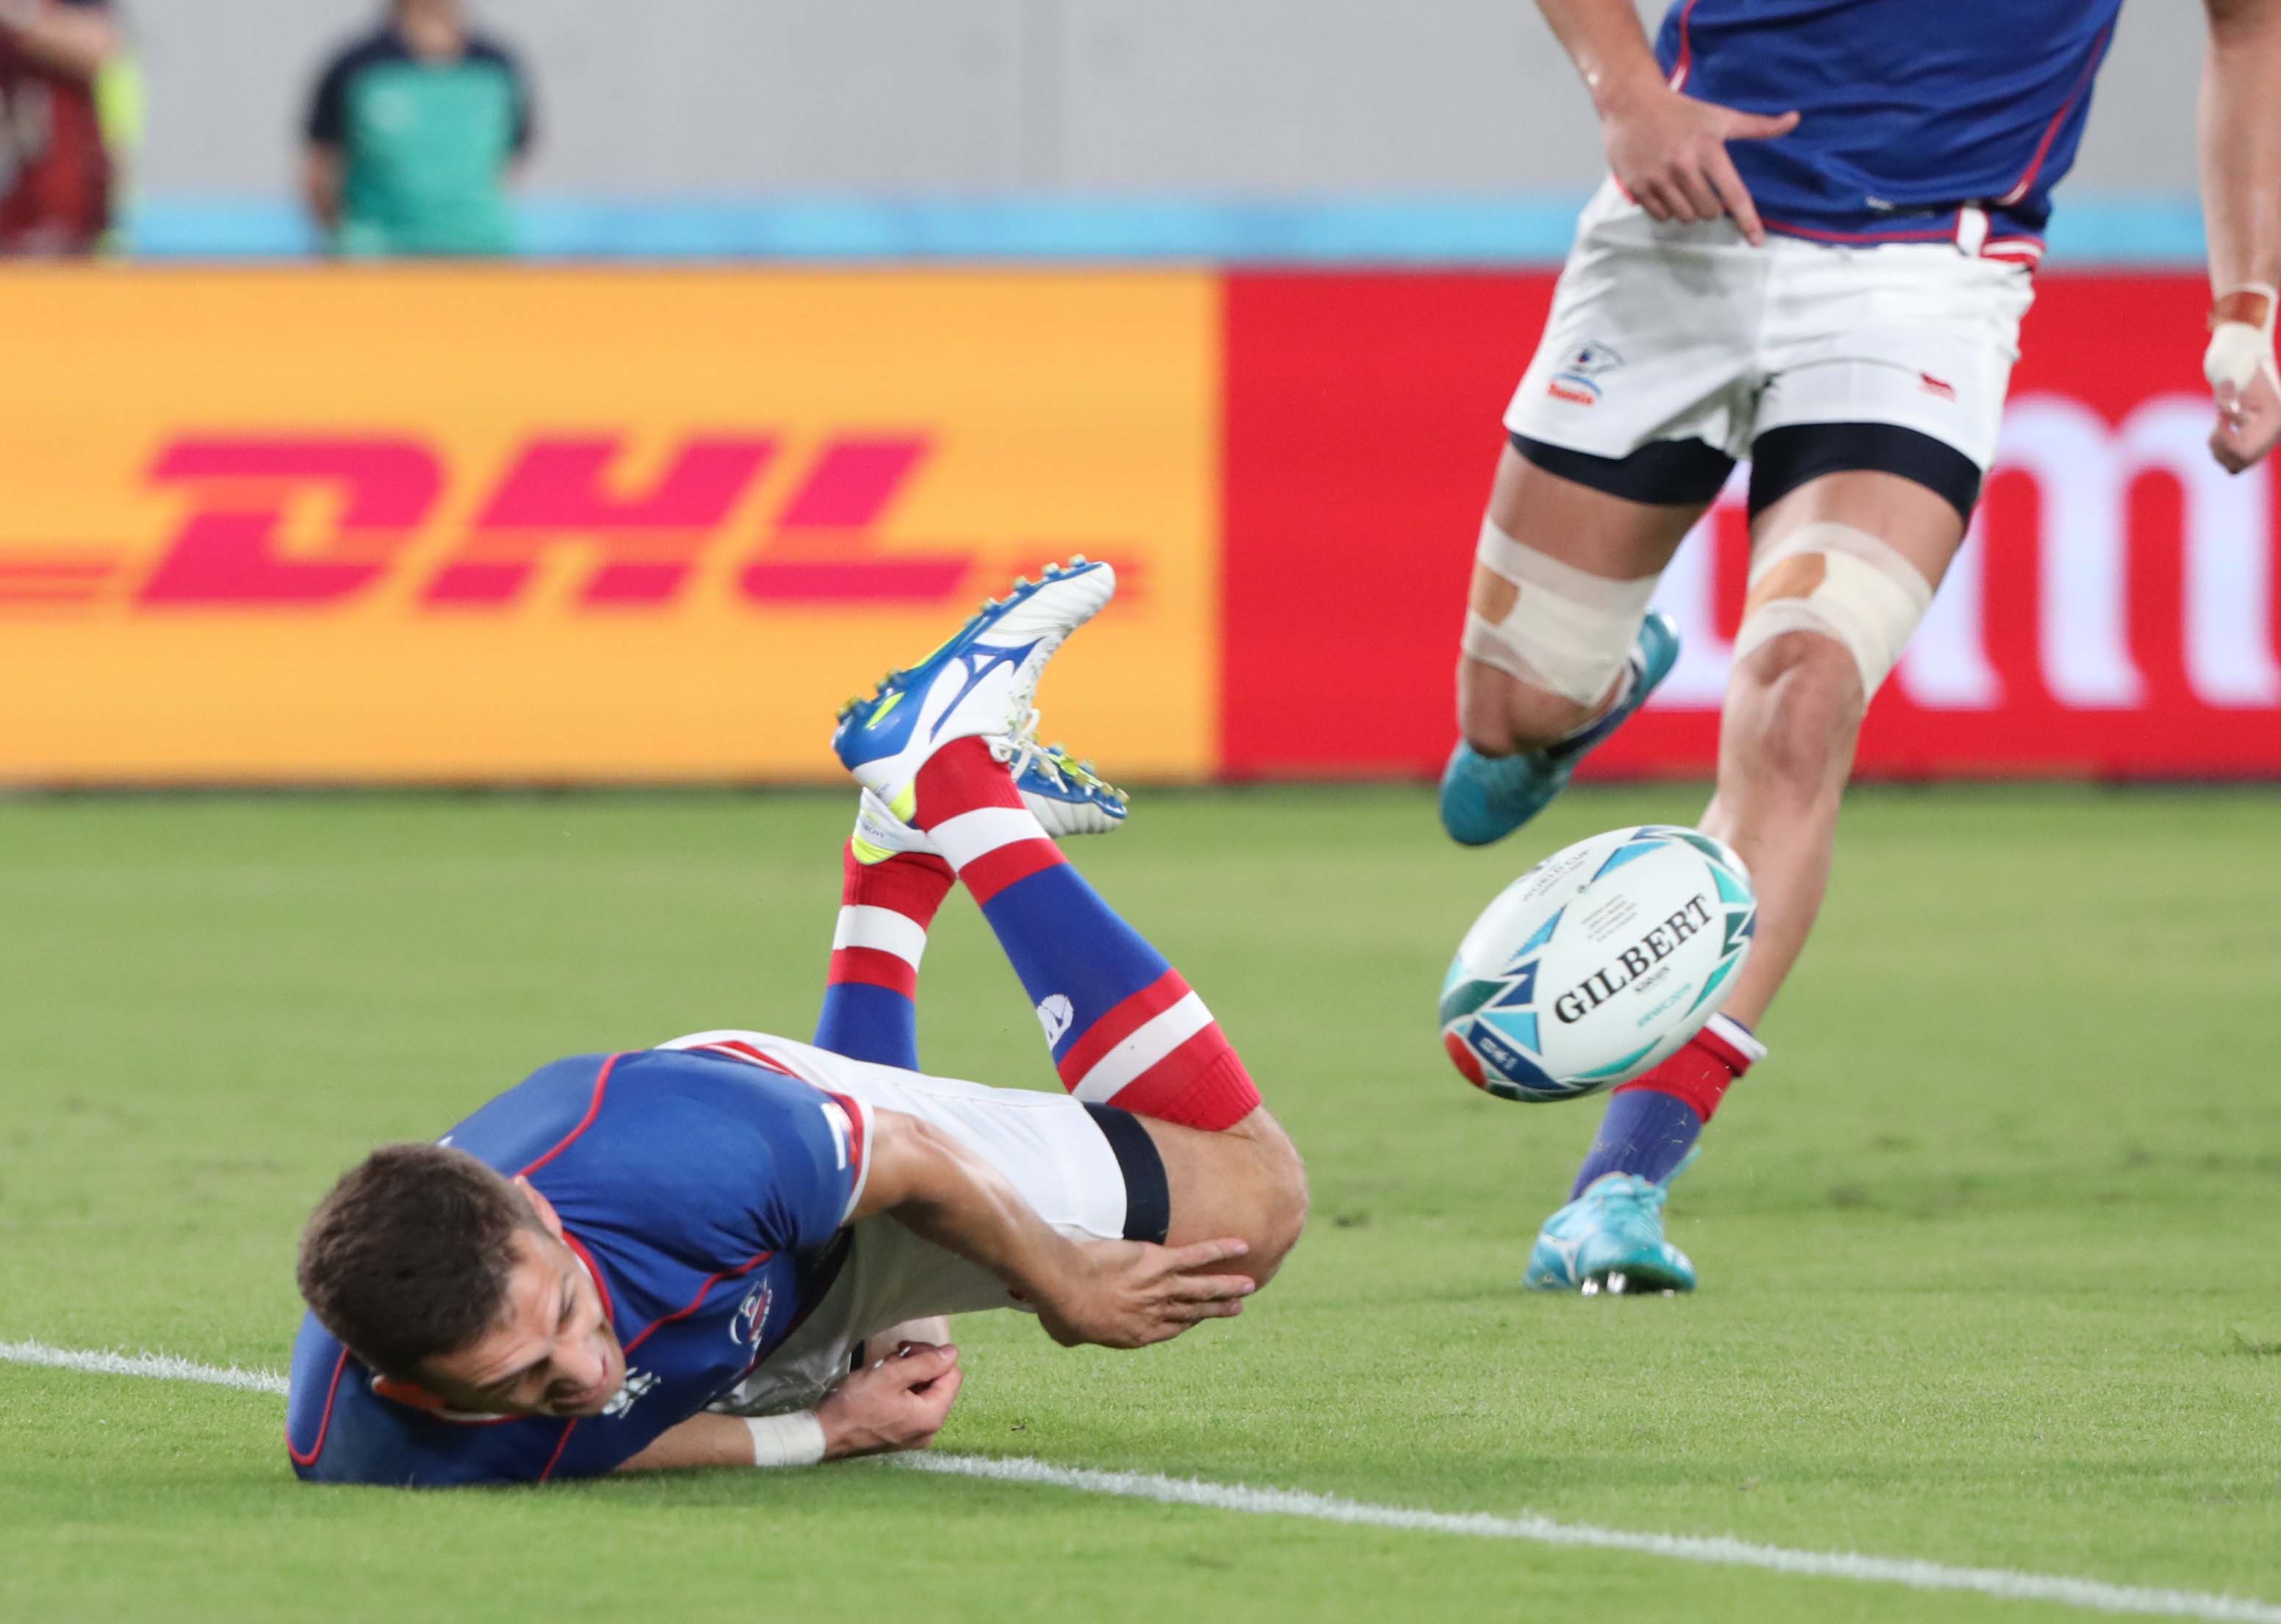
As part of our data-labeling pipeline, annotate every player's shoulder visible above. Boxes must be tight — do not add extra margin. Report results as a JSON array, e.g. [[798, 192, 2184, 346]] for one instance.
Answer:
[[460, 30, 529, 77], [314, 24, 412, 84]]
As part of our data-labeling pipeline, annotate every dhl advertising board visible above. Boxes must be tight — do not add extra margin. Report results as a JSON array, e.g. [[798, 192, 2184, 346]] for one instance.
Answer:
[[0, 269, 1220, 782], [4, 264, 2280, 782]]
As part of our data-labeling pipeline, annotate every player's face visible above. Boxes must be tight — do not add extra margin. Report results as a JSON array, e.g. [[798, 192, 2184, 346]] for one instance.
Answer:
[[420, 1227, 626, 1418]]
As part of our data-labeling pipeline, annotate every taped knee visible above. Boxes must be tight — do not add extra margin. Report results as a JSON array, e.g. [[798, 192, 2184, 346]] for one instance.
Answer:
[[1460, 517, 1657, 707], [1732, 522, 1933, 699]]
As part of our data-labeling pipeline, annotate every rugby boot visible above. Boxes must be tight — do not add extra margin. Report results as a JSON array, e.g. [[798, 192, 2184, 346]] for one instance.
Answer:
[[1522, 1171, 1697, 1296], [1440, 611, 1682, 847], [849, 713, 1128, 865], [832, 559, 1117, 818]]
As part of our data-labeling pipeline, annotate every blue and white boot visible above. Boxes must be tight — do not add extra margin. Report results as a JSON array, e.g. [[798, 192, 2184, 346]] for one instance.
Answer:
[[850, 713, 1128, 865], [1522, 1171, 1698, 1296], [832, 559, 1117, 814], [1440, 611, 1682, 848]]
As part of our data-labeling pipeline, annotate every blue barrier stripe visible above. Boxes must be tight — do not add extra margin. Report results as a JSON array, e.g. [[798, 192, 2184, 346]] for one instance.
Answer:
[[122, 195, 2209, 266]]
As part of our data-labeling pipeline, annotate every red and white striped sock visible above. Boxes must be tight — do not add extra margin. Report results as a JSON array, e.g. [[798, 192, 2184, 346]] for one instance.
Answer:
[[829, 847, 954, 1001], [812, 844, 954, 1069], [907, 737, 1070, 898], [905, 737, 1262, 1131], [1613, 1012, 1763, 1122]]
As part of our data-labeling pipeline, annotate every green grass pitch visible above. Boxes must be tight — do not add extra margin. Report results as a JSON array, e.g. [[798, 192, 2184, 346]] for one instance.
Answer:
[[4, 785, 2279, 1623]]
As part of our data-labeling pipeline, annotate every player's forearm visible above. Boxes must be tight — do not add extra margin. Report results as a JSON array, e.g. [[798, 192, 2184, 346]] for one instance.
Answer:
[[859, 1114, 1084, 1310], [2200, 0, 2281, 290], [1535, 0, 1668, 117], [303, 151, 345, 234], [0, 0, 118, 80], [619, 1410, 833, 1471]]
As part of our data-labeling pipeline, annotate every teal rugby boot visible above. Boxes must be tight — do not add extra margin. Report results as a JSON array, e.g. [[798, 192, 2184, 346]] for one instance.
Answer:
[[1522, 1172, 1697, 1296], [1440, 611, 1682, 848], [831, 559, 1117, 817]]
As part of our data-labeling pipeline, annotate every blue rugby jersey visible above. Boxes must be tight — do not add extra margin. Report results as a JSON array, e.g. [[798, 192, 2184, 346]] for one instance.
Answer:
[[1652, 0, 2122, 250], [287, 1042, 866, 1486]]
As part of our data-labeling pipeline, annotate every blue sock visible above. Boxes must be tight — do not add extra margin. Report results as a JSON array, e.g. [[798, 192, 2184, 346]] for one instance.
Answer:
[[1568, 1089, 1704, 1197]]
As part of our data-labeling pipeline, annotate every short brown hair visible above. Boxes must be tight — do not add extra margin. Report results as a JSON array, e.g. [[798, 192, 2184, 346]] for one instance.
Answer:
[[296, 1143, 538, 1381]]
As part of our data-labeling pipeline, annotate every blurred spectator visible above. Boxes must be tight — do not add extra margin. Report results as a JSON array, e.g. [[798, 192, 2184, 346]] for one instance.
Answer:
[[303, 0, 534, 258], [0, 0, 122, 255]]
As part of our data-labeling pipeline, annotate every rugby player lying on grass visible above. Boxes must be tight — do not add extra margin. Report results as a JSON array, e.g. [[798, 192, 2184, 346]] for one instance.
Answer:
[[287, 560, 1307, 1485]]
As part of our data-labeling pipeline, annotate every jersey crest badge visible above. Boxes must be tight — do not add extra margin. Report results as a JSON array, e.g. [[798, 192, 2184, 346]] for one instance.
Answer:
[[731, 1281, 776, 1349]]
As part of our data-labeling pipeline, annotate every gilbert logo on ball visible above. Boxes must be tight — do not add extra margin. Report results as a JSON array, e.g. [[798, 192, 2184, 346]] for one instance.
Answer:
[[1440, 826, 1756, 1102]]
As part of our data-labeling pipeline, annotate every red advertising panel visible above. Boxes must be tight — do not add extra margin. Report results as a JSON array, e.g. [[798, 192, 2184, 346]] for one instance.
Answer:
[[1222, 272, 2281, 778]]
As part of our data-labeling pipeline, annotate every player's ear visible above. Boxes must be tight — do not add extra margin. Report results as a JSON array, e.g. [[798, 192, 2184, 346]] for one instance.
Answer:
[[511, 1174, 566, 1240]]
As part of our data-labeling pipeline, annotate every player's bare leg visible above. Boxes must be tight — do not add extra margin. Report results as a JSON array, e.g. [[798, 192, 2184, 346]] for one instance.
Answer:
[[1131, 1108, 1307, 1287], [1530, 466, 1967, 1294], [1701, 471, 1966, 1027], [1442, 445, 1706, 845]]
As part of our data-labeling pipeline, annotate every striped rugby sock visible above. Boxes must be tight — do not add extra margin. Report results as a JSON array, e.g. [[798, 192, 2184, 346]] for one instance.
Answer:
[[1566, 1013, 1765, 1196], [911, 737, 1261, 1131], [812, 842, 954, 1070]]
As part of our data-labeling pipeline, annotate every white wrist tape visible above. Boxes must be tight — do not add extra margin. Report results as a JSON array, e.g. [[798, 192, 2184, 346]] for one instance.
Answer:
[[1462, 516, 1659, 706], [745, 1410, 827, 1468], [2204, 283, 2278, 395], [1732, 522, 1933, 700]]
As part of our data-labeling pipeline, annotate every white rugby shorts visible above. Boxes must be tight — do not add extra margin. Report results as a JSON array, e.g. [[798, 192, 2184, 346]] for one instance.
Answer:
[[654, 1031, 1137, 1418], [1504, 181, 2037, 475]]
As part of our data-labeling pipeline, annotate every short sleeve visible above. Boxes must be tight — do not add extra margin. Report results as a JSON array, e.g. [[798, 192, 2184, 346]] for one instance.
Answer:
[[306, 50, 353, 147], [760, 1088, 870, 1251], [530, 1049, 866, 1270]]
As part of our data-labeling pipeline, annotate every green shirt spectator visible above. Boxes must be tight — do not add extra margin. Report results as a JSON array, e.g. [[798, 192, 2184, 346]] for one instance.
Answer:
[[303, 0, 533, 258]]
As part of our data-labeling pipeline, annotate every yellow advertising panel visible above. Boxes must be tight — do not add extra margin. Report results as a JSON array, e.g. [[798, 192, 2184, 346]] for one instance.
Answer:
[[0, 267, 1219, 782]]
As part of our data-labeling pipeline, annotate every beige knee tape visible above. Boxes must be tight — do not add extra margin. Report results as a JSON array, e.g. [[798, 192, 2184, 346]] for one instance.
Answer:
[[1461, 518, 1658, 707], [1733, 522, 1934, 698]]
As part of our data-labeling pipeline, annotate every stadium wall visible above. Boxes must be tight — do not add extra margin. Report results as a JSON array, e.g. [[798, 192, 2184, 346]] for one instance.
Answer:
[[2, 267, 2275, 784]]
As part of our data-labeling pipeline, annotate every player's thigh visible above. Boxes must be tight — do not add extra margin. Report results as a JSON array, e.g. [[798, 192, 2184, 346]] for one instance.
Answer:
[[1734, 247, 2027, 707], [1473, 187, 1756, 719], [1482, 438, 1715, 578]]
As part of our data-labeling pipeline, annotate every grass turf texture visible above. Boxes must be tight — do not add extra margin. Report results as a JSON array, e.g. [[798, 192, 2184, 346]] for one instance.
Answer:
[[3, 785, 2278, 1624]]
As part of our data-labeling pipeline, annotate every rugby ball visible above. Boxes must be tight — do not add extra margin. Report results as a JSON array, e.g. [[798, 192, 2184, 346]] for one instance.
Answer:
[[1440, 826, 1756, 1102]]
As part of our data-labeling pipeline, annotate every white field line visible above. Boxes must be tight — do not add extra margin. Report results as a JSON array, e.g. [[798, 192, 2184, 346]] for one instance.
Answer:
[[0, 1339, 288, 1396], [6, 1337, 2278, 1624]]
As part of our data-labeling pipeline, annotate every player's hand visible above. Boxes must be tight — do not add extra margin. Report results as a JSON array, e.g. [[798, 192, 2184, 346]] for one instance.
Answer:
[[814, 1340, 964, 1459], [1037, 1236, 1255, 1350], [2208, 358, 2281, 473], [1599, 80, 1799, 247]]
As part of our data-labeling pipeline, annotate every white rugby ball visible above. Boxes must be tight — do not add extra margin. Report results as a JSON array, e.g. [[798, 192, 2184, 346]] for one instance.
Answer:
[[1440, 825, 1756, 1103]]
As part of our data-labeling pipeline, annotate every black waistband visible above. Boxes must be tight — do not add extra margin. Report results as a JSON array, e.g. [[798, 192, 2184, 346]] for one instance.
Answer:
[[1084, 1102, 1172, 1245]]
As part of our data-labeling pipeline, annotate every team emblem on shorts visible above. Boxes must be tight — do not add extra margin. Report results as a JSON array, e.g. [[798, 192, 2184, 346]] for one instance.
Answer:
[[731, 1281, 775, 1349], [1549, 340, 1623, 405]]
